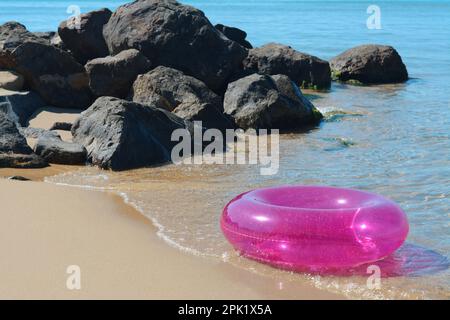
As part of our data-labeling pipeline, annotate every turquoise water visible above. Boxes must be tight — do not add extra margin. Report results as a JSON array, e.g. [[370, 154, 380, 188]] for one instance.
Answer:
[[3, 1, 449, 299]]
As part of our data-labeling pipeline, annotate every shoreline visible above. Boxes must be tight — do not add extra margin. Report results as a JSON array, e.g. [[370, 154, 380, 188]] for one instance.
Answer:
[[0, 173, 343, 299]]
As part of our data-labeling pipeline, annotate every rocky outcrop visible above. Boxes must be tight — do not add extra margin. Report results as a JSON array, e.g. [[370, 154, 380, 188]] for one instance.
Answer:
[[330, 45, 408, 84], [86, 49, 151, 98], [103, 0, 247, 93], [0, 111, 47, 168], [215, 24, 252, 49], [72, 96, 194, 171], [243, 43, 331, 89], [224, 73, 322, 130], [34, 131, 87, 165], [131, 66, 234, 130], [58, 8, 112, 64], [11, 42, 93, 109], [0, 90, 46, 126]]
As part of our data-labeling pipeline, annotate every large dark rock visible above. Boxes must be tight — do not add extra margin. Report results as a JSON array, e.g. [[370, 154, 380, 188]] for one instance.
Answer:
[[0, 90, 46, 126], [0, 111, 47, 168], [72, 96, 194, 171], [11, 42, 93, 109], [215, 24, 252, 49], [58, 8, 112, 64], [86, 49, 152, 98], [131, 66, 234, 130], [243, 43, 331, 89], [34, 132, 87, 165], [0, 21, 48, 68], [103, 0, 247, 93], [224, 73, 323, 130], [330, 44, 408, 84]]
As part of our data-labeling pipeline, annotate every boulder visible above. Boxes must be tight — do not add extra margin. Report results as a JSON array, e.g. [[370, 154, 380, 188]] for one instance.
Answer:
[[72, 96, 194, 171], [0, 111, 47, 168], [330, 44, 408, 84], [86, 49, 151, 98], [0, 70, 24, 90], [224, 73, 323, 130], [58, 8, 112, 64], [131, 66, 234, 130], [103, 0, 247, 93], [0, 90, 46, 126], [11, 42, 93, 109], [34, 132, 87, 165], [215, 24, 252, 49], [0, 21, 48, 69], [243, 43, 331, 89]]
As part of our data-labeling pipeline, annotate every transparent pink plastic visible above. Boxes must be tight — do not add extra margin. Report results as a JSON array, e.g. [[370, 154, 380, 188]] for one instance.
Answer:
[[221, 186, 409, 271]]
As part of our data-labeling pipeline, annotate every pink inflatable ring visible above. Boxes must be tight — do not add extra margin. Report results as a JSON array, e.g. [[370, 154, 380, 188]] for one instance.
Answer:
[[221, 186, 409, 271]]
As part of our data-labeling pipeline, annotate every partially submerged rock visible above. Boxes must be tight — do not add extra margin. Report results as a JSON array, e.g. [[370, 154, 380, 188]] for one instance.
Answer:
[[243, 43, 331, 89], [34, 132, 87, 165], [224, 73, 322, 130], [72, 96, 194, 171], [11, 42, 93, 109], [330, 45, 408, 84], [86, 49, 151, 98], [0, 90, 46, 126], [131, 66, 234, 130], [0, 111, 47, 168], [58, 8, 112, 64], [103, 0, 247, 93], [215, 24, 252, 49]]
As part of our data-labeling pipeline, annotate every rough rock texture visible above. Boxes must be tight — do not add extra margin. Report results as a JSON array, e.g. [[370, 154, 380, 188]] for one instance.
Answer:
[[0, 90, 46, 126], [72, 96, 194, 171], [243, 43, 331, 89], [0, 111, 47, 168], [330, 44, 408, 84], [34, 132, 87, 165], [0, 70, 24, 90], [131, 66, 234, 130], [215, 24, 252, 49], [86, 49, 152, 98], [103, 0, 247, 93], [0, 21, 48, 68], [11, 42, 93, 109], [58, 8, 112, 64], [224, 73, 322, 130]]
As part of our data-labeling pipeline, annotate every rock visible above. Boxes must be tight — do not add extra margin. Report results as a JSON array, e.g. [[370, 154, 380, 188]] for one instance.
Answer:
[[330, 44, 408, 84], [0, 111, 47, 168], [86, 49, 151, 98], [0, 70, 24, 90], [243, 43, 331, 89], [49, 122, 72, 131], [131, 66, 234, 130], [11, 42, 93, 109], [34, 132, 87, 165], [58, 8, 112, 64], [215, 24, 252, 49], [0, 21, 48, 69], [32, 31, 56, 43], [72, 96, 194, 171], [224, 73, 322, 130], [103, 0, 247, 93], [0, 90, 46, 126], [8, 175, 31, 181]]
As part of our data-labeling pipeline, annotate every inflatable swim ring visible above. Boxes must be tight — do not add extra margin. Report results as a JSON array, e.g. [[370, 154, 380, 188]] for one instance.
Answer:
[[221, 186, 409, 271]]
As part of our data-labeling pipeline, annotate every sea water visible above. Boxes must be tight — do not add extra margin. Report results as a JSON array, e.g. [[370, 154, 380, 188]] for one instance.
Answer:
[[2, 0, 449, 299]]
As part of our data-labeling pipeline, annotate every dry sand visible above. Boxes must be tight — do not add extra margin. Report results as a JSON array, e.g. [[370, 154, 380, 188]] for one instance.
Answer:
[[0, 179, 342, 299]]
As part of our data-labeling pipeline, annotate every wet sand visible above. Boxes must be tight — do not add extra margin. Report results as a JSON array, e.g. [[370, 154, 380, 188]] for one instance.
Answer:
[[0, 178, 343, 299]]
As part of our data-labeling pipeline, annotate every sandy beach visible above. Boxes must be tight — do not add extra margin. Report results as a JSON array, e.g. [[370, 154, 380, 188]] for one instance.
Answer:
[[0, 177, 342, 299]]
